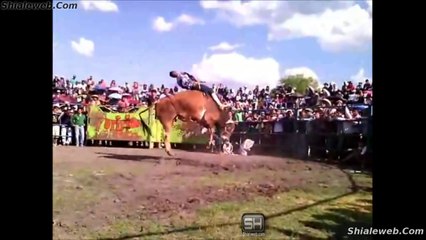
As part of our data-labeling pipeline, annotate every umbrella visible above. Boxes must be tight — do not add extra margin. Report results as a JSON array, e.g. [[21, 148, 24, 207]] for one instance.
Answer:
[[364, 90, 373, 97], [53, 86, 66, 93], [122, 93, 132, 97], [350, 104, 370, 110], [128, 99, 139, 105], [55, 95, 76, 103], [327, 96, 347, 102], [109, 87, 122, 92], [53, 86, 65, 90], [95, 85, 107, 91], [90, 88, 107, 95], [287, 93, 305, 98], [108, 93, 122, 99]]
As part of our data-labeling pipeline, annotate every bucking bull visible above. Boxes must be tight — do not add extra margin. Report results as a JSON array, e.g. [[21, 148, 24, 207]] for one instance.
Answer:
[[141, 71, 236, 156]]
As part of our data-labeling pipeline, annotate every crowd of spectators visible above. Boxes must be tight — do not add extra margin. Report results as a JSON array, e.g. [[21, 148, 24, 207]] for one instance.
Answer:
[[53, 75, 372, 120], [52, 75, 372, 146]]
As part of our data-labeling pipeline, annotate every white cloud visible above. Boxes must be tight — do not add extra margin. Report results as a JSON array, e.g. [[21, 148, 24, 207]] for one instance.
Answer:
[[200, 0, 372, 52], [283, 67, 319, 80], [350, 68, 372, 83], [176, 14, 205, 25], [271, 5, 372, 52], [209, 42, 243, 51], [191, 52, 280, 87], [152, 17, 174, 32], [366, 0, 373, 14], [152, 14, 205, 32], [71, 37, 95, 57], [80, 0, 118, 12]]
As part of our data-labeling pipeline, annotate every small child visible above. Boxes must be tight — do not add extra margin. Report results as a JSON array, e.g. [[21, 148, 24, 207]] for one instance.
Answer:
[[222, 139, 233, 155], [239, 139, 255, 156]]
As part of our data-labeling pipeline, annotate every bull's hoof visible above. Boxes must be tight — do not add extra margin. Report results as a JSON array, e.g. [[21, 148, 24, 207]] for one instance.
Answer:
[[166, 151, 174, 157]]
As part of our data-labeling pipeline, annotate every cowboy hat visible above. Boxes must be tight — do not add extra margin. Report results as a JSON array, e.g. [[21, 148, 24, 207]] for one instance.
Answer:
[[321, 98, 332, 106], [322, 89, 330, 97]]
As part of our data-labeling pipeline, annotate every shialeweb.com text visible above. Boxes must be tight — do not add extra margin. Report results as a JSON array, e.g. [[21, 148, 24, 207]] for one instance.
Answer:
[[1, 1, 78, 10], [348, 227, 424, 236]]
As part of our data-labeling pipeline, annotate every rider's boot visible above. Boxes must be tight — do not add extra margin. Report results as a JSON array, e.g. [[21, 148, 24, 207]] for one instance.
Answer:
[[211, 92, 227, 110]]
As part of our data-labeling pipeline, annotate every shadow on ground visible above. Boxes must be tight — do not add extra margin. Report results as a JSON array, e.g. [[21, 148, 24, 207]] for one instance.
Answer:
[[270, 204, 371, 240], [96, 167, 372, 240], [96, 190, 371, 240], [271, 201, 372, 240], [97, 152, 182, 163]]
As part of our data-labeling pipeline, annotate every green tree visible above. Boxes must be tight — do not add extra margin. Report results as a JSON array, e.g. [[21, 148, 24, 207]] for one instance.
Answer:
[[277, 74, 319, 94]]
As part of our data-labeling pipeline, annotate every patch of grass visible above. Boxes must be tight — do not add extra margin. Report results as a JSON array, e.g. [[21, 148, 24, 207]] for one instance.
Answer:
[[89, 173, 372, 240], [198, 169, 279, 188], [351, 173, 372, 189], [53, 162, 149, 213], [53, 168, 115, 218]]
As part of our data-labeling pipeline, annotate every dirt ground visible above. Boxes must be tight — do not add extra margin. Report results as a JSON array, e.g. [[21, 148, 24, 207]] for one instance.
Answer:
[[53, 146, 365, 239]]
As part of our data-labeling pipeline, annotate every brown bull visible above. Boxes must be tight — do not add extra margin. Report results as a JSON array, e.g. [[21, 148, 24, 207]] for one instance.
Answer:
[[141, 90, 235, 156]]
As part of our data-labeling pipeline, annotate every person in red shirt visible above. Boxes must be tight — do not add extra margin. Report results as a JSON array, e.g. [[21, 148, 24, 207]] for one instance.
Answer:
[[118, 97, 130, 111], [346, 81, 355, 91]]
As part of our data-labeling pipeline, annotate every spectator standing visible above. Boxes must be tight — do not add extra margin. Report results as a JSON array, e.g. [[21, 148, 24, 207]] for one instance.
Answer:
[[110, 80, 117, 88], [363, 79, 371, 90], [59, 108, 73, 145], [132, 81, 140, 100], [124, 82, 130, 93], [72, 107, 86, 147], [365, 93, 373, 105], [52, 104, 61, 146]]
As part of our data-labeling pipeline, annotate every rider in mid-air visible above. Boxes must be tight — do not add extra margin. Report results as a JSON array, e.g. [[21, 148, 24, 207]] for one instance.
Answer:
[[169, 70, 228, 110]]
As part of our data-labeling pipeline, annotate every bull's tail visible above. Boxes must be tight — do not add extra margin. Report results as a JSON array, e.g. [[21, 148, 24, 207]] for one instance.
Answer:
[[138, 105, 154, 138]]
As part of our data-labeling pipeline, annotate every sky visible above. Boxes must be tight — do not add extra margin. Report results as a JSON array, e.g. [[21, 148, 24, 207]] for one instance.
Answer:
[[53, 0, 372, 89]]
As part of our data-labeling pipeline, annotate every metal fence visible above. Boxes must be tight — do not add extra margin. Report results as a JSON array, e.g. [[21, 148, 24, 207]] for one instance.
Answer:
[[53, 105, 372, 163]]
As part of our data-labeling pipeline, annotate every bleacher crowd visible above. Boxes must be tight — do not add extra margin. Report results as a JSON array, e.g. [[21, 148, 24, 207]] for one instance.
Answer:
[[52, 75, 373, 146]]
